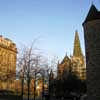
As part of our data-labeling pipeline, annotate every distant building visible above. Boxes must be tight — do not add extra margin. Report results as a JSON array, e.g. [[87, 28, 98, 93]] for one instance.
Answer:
[[83, 4, 100, 100], [57, 54, 71, 80], [0, 36, 45, 95], [0, 35, 17, 90], [71, 30, 86, 80], [57, 31, 86, 80]]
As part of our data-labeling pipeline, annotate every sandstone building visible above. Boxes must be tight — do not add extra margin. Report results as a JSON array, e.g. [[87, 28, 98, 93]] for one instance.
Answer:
[[83, 4, 100, 100], [0, 36, 47, 96], [0, 35, 17, 90], [57, 31, 86, 80]]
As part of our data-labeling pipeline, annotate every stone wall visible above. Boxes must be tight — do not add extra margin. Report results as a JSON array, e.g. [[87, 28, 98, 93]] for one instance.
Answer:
[[83, 20, 100, 100]]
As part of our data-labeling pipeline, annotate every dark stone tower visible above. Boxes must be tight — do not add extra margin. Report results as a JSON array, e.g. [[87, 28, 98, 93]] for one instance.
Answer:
[[83, 4, 100, 100]]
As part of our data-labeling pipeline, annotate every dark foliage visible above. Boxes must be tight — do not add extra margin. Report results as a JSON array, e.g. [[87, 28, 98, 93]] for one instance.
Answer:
[[0, 90, 22, 100], [49, 72, 87, 99]]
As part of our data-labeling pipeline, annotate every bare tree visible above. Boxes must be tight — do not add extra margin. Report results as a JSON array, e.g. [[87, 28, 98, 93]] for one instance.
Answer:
[[17, 41, 50, 100], [50, 55, 58, 78]]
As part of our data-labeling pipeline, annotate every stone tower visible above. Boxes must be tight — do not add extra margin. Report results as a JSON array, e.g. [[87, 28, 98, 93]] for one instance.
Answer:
[[83, 4, 100, 100], [72, 31, 86, 80], [73, 30, 83, 58]]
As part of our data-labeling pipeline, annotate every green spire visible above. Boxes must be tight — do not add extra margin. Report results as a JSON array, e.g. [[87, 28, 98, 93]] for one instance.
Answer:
[[73, 30, 83, 57]]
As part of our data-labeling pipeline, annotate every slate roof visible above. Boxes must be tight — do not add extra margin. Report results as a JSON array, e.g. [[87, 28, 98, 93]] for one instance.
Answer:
[[83, 4, 100, 24]]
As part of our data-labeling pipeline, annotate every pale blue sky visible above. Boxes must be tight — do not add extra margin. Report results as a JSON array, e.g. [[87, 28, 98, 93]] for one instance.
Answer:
[[0, 0, 100, 60]]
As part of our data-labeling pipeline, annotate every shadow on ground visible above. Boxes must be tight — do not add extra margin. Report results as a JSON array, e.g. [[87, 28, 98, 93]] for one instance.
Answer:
[[0, 90, 22, 100]]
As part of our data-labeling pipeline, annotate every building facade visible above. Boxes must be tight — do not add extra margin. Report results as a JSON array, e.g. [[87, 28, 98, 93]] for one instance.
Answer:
[[57, 54, 71, 80], [83, 4, 100, 100], [0, 35, 17, 90]]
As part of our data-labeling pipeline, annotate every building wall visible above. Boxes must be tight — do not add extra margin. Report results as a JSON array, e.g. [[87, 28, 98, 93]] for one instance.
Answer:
[[71, 56, 86, 80], [57, 57, 71, 80], [83, 20, 100, 99], [57, 56, 86, 80], [0, 36, 17, 90]]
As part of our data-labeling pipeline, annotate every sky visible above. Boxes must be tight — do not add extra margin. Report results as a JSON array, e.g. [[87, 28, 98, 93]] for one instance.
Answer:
[[0, 0, 100, 60]]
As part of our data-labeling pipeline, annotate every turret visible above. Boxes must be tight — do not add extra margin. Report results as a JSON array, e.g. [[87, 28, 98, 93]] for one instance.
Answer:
[[83, 4, 100, 100]]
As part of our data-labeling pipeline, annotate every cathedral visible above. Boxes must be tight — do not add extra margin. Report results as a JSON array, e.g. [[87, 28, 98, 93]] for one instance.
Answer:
[[57, 31, 86, 80]]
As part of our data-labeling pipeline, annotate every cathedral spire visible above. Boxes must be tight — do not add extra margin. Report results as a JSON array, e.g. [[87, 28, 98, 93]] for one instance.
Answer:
[[73, 30, 83, 57]]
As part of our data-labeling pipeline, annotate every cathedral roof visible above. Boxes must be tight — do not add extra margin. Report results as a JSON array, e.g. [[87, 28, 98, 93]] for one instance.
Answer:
[[83, 4, 100, 24], [61, 54, 70, 64]]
